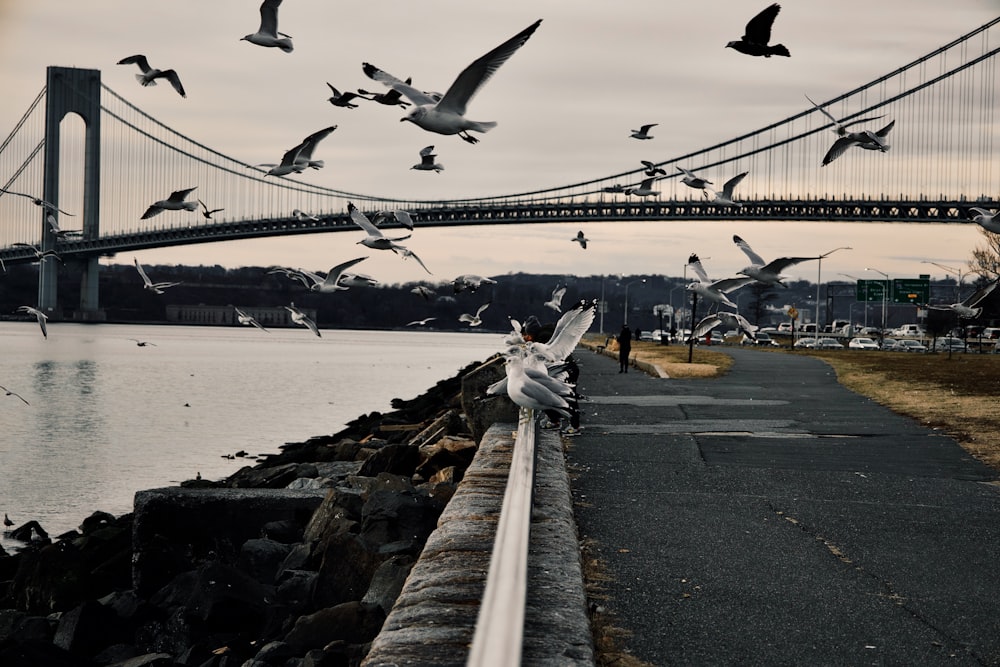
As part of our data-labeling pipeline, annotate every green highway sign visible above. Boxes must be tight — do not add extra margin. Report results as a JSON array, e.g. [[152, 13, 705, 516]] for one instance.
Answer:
[[855, 279, 887, 302], [892, 278, 930, 303]]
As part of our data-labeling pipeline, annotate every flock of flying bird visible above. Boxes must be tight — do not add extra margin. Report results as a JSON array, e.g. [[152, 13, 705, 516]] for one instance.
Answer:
[[4, 2, 1000, 416]]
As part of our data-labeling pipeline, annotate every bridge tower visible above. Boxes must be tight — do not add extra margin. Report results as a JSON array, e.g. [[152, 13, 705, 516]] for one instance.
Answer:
[[40, 66, 103, 320]]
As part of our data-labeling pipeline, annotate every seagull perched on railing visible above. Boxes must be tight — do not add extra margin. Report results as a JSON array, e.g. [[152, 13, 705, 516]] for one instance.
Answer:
[[134, 258, 182, 294], [116, 55, 186, 97], [361, 19, 541, 144], [241, 0, 293, 53], [141, 187, 198, 219]]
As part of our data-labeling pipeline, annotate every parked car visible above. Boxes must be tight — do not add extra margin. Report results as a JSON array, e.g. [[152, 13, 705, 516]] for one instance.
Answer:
[[777, 322, 793, 333], [981, 327, 1000, 340], [814, 337, 844, 349], [848, 337, 880, 350], [793, 337, 816, 348], [897, 339, 928, 353], [892, 324, 926, 337], [933, 337, 966, 352], [880, 338, 902, 351], [743, 331, 779, 347]]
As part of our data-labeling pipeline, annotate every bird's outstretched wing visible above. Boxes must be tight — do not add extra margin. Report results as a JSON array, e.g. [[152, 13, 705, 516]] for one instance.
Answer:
[[434, 19, 542, 117], [361, 63, 437, 106], [133, 258, 153, 286], [347, 202, 381, 236], [743, 3, 780, 44], [732, 235, 767, 266]]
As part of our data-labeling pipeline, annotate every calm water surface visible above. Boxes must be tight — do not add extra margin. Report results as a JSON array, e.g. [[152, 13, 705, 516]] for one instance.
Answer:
[[0, 322, 502, 544]]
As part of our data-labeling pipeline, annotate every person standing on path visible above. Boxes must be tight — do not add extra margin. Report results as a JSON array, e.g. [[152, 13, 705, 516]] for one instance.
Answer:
[[617, 324, 632, 373]]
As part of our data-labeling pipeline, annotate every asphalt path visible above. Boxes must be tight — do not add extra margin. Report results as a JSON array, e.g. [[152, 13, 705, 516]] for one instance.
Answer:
[[568, 346, 1000, 666]]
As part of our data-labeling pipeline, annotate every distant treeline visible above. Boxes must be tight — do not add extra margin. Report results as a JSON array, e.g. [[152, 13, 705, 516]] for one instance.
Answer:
[[1, 261, 995, 333]]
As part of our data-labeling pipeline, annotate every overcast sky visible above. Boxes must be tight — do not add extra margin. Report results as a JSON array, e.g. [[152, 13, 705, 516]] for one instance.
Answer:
[[1, 1, 998, 289]]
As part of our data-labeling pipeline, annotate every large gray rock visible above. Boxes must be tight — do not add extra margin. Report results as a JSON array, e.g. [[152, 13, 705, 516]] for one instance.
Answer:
[[460, 356, 517, 444], [132, 488, 325, 595]]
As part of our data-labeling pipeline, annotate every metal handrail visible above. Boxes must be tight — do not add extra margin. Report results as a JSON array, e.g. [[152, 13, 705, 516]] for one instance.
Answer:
[[467, 407, 537, 667]]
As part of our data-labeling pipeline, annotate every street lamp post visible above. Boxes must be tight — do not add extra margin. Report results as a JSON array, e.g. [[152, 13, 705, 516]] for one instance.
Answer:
[[921, 260, 965, 302], [815, 247, 851, 335], [866, 267, 890, 337], [623, 278, 646, 326]]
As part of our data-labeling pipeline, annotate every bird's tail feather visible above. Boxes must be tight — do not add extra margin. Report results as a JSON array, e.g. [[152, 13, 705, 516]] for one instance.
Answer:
[[136, 74, 155, 86], [468, 121, 498, 133]]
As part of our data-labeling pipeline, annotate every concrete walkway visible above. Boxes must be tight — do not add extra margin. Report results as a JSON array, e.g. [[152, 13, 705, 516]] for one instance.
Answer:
[[568, 346, 1000, 666]]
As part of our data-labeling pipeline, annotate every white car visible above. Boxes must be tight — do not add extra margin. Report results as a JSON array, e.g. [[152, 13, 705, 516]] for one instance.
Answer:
[[897, 339, 928, 353], [793, 337, 816, 348], [848, 337, 880, 350]]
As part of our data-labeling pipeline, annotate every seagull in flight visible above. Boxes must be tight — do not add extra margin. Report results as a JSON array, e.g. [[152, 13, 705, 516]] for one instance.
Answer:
[[677, 166, 712, 190], [969, 207, 1000, 234], [807, 95, 896, 165], [411, 285, 436, 300], [726, 3, 790, 58], [732, 235, 816, 287], [686, 254, 753, 310], [235, 307, 268, 332], [292, 209, 320, 222], [411, 145, 444, 173], [406, 317, 437, 327], [805, 94, 885, 138], [544, 285, 568, 313], [624, 177, 660, 197], [0, 188, 74, 216], [129, 339, 157, 347], [134, 258, 182, 294], [242, 0, 293, 53], [294, 257, 370, 293], [452, 274, 496, 293], [459, 302, 491, 327], [12, 243, 62, 263], [1, 386, 29, 406], [117, 55, 186, 97], [361, 19, 542, 144], [630, 124, 657, 140], [924, 278, 1000, 319], [16, 305, 48, 339], [326, 83, 371, 108], [641, 160, 666, 177], [285, 302, 320, 337], [704, 171, 749, 207], [372, 209, 415, 230], [690, 312, 758, 343], [347, 202, 412, 250], [260, 126, 337, 176], [141, 187, 198, 219], [572, 230, 589, 249], [198, 200, 224, 220], [46, 214, 81, 239]]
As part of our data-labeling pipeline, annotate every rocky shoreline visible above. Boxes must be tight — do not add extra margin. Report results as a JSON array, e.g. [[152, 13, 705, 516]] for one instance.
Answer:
[[0, 354, 517, 667]]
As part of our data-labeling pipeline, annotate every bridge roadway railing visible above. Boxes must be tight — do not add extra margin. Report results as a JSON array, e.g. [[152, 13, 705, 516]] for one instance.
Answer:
[[0, 198, 988, 266]]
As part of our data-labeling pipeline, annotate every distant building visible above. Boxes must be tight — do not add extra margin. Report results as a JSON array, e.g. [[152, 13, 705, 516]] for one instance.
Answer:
[[165, 304, 314, 327]]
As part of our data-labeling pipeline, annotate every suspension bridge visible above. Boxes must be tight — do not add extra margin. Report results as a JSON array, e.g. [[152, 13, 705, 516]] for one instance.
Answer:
[[1, 17, 998, 319]]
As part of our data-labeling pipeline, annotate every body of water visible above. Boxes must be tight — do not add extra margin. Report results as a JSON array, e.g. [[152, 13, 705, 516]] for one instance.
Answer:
[[0, 322, 503, 546]]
